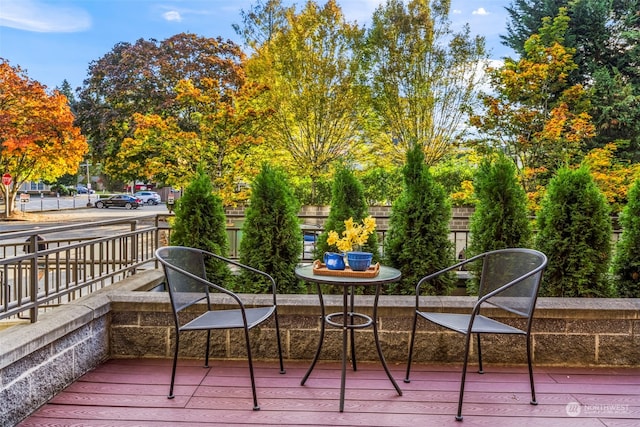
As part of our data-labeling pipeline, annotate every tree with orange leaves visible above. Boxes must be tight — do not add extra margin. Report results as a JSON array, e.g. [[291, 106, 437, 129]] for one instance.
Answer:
[[469, 9, 594, 207], [0, 59, 88, 217]]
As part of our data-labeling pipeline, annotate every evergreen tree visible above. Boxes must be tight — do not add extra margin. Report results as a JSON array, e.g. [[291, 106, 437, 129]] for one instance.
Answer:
[[238, 164, 305, 294], [611, 179, 640, 297], [535, 166, 614, 297], [314, 165, 379, 261], [170, 166, 231, 283], [385, 143, 454, 295], [467, 153, 532, 294]]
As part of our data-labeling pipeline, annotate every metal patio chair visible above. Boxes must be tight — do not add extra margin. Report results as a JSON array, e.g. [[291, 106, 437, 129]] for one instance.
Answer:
[[156, 246, 285, 410], [404, 248, 547, 421]]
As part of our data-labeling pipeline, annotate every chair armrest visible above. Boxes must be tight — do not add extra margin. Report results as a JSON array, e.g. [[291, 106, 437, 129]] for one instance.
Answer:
[[202, 250, 279, 305], [415, 252, 485, 297]]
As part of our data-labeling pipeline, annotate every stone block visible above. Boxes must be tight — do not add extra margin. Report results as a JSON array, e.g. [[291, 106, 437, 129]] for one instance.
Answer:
[[111, 326, 168, 357], [535, 334, 595, 365], [598, 335, 640, 366]]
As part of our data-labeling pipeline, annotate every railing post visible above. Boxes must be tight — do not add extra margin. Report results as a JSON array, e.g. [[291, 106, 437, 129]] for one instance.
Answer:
[[27, 235, 39, 323]]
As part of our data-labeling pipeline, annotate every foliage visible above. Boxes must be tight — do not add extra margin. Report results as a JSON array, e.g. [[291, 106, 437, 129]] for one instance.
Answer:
[[314, 166, 378, 260], [290, 175, 332, 206], [170, 167, 231, 283], [385, 143, 454, 295], [118, 76, 271, 205], [581, 143, 640, 213], [466, 153, 533, 294], [358, 167, 403, 206], [535, 166, 614, 297], [237, 164, 305, 294], [327, 216, 377, 252], [244, 0, 370, 201], [363, 0, 487, 166], [431, 154, 478, 206], [0, 59, 88, 216], [503, 0, 640, 164], [233, 0, 290, 52], [470, 9, 595, 205], [75, 33, 264, 201], [611, 179, 640, 297]]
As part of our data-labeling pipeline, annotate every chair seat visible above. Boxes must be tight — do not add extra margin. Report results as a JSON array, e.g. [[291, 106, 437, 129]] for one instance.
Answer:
[[181, 306, 277, 331], [418, 312, 525, 335]]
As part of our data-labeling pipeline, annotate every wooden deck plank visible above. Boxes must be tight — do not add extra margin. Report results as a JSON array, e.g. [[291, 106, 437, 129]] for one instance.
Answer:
[[17, 359, 640, 427]]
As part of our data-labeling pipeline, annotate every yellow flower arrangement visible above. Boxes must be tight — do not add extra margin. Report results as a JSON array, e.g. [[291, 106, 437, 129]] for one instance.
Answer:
[[326, 216, 376, 252]]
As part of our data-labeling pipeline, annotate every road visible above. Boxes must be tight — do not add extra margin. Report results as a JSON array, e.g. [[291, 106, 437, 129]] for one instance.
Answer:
[[0, 198, 170, 233]]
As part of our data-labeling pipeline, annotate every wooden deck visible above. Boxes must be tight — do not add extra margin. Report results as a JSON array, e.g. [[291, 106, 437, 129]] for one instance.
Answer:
[[19, 358, 639, 426]]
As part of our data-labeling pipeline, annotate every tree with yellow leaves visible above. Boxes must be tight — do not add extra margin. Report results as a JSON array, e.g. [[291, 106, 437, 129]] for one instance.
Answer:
[[470, 8, 595, 205], [118, 77, 271, 205], [0, 59, 88, 217]]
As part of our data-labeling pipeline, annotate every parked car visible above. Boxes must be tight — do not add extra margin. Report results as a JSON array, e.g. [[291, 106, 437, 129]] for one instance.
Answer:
[[94, 194, 142, 209], [134, 190, 161, 205], [76, 185, 95, 194]]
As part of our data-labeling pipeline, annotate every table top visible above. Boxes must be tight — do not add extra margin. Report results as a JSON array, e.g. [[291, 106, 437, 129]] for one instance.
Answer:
[[295, 263, 401, 286]]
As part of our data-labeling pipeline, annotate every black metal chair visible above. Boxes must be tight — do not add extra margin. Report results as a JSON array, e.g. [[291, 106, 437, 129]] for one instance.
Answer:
[[155, 246, 285, 410], [404, 248, 547, 421]]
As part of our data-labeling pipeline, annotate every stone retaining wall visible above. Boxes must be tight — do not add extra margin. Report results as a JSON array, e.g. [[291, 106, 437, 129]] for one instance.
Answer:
[[111, 282, 640, 367], [1, 269, 639, 426]]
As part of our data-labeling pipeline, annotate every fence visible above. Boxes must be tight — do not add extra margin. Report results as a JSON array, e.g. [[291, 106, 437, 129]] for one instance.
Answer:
[[0, 208, 622, 325], [0, 215, 167, 323]]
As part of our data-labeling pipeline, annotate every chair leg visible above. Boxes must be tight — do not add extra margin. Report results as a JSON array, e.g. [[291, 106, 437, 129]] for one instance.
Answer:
[[204, 330, 211, 368], [168, 331, 180, 399], [404, 311, 419, 383], [243, 326, 260, 410], [526, 333, 537, 405], [476, 333, 484, 374], [456, 332, 473, 421], [274, 308, 286, 374]]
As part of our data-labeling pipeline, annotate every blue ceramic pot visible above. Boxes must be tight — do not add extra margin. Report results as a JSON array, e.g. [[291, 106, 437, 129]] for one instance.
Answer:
[[323, 252, 346, 270], [347, 251, 373, 271]]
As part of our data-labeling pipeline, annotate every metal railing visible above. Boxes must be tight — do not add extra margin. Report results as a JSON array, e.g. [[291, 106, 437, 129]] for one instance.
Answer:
[[0, 211, 472, 324], [0, 215, 168, 323]]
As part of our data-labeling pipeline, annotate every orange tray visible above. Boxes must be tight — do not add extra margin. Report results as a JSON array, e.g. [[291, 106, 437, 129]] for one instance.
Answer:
[[312, 260, 380, 278]]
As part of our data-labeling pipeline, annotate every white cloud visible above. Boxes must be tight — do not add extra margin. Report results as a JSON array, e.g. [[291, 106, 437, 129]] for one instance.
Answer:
[[452, 9, 462, 14], [0, 0, 91, 32], [162, 10, 182, 22], [472, 7, 490, 16]]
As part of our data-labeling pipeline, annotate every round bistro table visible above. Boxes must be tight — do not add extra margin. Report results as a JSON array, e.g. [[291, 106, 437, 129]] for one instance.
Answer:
[[294, 263, 403, 412]]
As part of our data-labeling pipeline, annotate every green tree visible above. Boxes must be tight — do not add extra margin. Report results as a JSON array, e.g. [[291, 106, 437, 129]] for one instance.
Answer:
[[170, 167, 231, 283], [466, 153, 532, 294], [611, 178, 640, 297], [75, 33, 254, 191], [315, 166, 378, 260], [535, 166, 614, 297], [364, 0, 486, 166], [503, 0, 640, 163], [238, 164, 305, 294], [470, 9, 595, 202], [244, 0, 369, 202], [385, 143, 454, 295]]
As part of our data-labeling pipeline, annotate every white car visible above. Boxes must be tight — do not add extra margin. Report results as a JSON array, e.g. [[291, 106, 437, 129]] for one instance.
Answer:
[[134, 191, 161, 205]]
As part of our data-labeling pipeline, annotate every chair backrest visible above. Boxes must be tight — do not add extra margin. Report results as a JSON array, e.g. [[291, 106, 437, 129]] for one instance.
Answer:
[[477, 248, 547, 318], [156, 246, 210, 314]]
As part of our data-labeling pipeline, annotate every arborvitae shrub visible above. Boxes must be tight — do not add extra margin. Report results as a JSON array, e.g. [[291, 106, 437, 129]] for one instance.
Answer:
[[611, 178, 640, 297], [238, 164, 305, 294], [314, 165, 379, 260], [170, 167, 231, 283], [466, 153, 532, 294], [385, 144, 454, 295], [535, 166, 614, 297]]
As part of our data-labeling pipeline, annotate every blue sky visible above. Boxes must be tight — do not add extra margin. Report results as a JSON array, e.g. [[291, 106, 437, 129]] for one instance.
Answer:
[[0, 0, 514, 91]]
